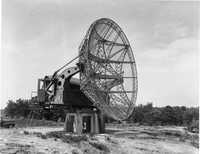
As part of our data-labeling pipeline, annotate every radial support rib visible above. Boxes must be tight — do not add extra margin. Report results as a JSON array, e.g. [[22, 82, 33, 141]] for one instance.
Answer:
[[89, 53, 135, 64], [97, 90, 136, 93]]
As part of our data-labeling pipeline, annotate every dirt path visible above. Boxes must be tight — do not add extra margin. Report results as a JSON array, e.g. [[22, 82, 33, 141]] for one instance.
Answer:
[[0, 126, 198, 154]]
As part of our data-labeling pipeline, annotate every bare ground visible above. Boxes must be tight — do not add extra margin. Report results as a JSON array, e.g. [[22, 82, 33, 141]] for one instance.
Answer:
[[0, 123, 198, 154]]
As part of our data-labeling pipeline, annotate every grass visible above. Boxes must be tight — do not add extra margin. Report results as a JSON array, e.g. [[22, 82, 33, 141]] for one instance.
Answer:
[[89, 141, 110, 153], [45, 131, 88, 143]]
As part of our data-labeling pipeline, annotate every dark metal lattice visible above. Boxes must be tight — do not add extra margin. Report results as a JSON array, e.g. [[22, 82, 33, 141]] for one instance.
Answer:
[[79, 18, 138, 120]]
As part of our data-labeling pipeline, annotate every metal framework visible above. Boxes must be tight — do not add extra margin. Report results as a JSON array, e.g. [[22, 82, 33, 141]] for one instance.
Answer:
[[79, 18, 138, 121]]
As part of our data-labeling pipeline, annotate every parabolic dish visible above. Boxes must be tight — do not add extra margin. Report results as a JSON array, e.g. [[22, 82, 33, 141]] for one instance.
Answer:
[[79, 18, 137, 121]]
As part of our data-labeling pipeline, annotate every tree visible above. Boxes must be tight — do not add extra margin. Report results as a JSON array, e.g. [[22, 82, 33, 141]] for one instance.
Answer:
[[4, 99, 31, 118], [160, 106, 177, 125], [4, 100, 17, 118], [183, 108, 199, 125], [16, 99, 30, 117]]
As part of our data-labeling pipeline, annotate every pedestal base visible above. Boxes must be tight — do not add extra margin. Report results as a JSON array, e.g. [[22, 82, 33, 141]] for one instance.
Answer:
[[64, 109, 104, 134]]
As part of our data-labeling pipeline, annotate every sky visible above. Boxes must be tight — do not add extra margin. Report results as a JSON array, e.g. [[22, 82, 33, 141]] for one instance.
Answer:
[[1, 0, 199, 108]]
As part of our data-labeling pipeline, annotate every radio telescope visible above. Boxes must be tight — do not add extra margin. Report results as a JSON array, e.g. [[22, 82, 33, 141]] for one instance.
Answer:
[[36, 18, 137, 133], [79, 18, 137, 121]]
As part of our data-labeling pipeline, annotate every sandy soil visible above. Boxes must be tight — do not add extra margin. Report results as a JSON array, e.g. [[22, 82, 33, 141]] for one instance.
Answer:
[[0, 125, 198, 154]]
